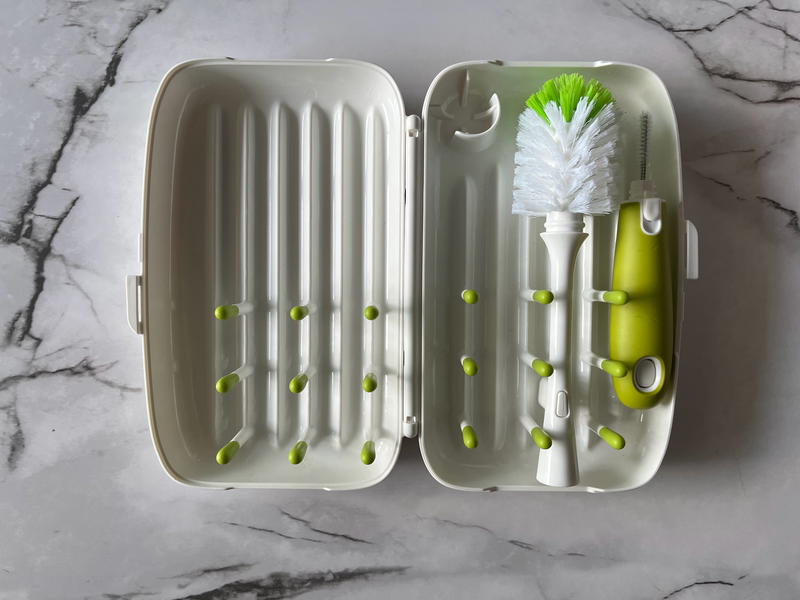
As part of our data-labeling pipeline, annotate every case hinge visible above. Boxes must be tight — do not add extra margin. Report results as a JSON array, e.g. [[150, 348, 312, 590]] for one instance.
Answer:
[[402, 115, 422, 437]]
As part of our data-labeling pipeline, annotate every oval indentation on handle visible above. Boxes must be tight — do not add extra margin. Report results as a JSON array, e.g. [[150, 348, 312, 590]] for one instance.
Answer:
[[555, 390, 569, 418], [633, 356, 664, 393]]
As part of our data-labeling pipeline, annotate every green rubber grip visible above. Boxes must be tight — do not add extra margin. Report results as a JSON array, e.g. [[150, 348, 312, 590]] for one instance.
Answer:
[[610, 202, 673, 409]]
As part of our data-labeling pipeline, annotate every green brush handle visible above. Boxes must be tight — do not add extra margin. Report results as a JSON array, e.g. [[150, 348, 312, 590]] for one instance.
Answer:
[[610, 202, 673, 409]]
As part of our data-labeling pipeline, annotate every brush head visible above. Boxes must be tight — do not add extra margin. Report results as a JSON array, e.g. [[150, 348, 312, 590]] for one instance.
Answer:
[[512, 74, 620, 217]]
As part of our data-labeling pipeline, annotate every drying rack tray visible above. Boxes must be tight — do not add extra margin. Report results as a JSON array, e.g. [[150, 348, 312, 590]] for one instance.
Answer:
[[140, 60, 409, 489], [418, 61, 687, 492]]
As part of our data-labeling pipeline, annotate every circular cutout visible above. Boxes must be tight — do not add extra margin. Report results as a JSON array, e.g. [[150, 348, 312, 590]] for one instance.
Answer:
[[438, 91, 501, 152]]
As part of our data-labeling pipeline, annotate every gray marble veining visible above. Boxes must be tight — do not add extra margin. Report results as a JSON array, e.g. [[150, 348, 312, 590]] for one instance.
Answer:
[[1, 0, 799, 598]]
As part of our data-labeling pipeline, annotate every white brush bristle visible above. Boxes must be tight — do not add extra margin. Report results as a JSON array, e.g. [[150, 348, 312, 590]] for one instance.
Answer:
[[512, 97, 620, 217]]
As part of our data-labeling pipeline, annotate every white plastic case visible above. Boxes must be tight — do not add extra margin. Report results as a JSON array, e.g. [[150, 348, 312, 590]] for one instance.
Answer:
[[128, 59, 699, 491]]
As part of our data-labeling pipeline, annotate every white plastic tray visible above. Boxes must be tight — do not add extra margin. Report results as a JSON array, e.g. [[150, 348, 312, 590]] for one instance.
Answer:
[[129, 59, 698, 491]]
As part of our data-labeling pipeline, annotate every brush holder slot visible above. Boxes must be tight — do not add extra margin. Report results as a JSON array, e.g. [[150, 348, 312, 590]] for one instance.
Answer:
[[429, 70, 501, 152]]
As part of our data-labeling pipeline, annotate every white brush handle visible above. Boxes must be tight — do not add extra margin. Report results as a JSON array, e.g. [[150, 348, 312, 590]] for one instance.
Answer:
[[536, 212, 586, 487]]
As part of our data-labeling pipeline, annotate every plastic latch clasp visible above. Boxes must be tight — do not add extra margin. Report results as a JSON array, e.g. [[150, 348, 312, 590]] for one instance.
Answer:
[[685, 220, 699, 280], [126, 275, 143, 334]]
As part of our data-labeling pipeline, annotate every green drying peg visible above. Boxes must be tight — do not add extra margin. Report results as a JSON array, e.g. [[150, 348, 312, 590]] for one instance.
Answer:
[[288, 441, 308, 464], [289, 374, 308, 394], [361, 441, 376, 465], [461, 356, 478, 376], [461, 425, 478, 449], [532, 359, 554, 378], [461, 289, 479, 304], [598, 426, 625, 450], [290, 305, 309, 320], [216, 373, 240, 394], [601, 359, 628, 378], [521, 416, 551, 449], [214, 304, 240, 320], [362, 373, 378, 393], [602, 290, 629, 305], [531, 427, 553, 450], [216, 441, 240, 464], [363, 305, 379, 320], [532, 290, 554, 304]]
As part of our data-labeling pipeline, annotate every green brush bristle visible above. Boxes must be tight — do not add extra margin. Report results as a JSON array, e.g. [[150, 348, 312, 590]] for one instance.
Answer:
[[525, 73, 614, 124]]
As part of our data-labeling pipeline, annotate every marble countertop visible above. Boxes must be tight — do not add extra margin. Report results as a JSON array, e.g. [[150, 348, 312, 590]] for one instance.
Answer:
[[2, 0, 800, 598]]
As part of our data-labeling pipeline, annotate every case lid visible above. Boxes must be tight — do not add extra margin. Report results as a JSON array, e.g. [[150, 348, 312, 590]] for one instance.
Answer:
[[137, 59, 415, 489]]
